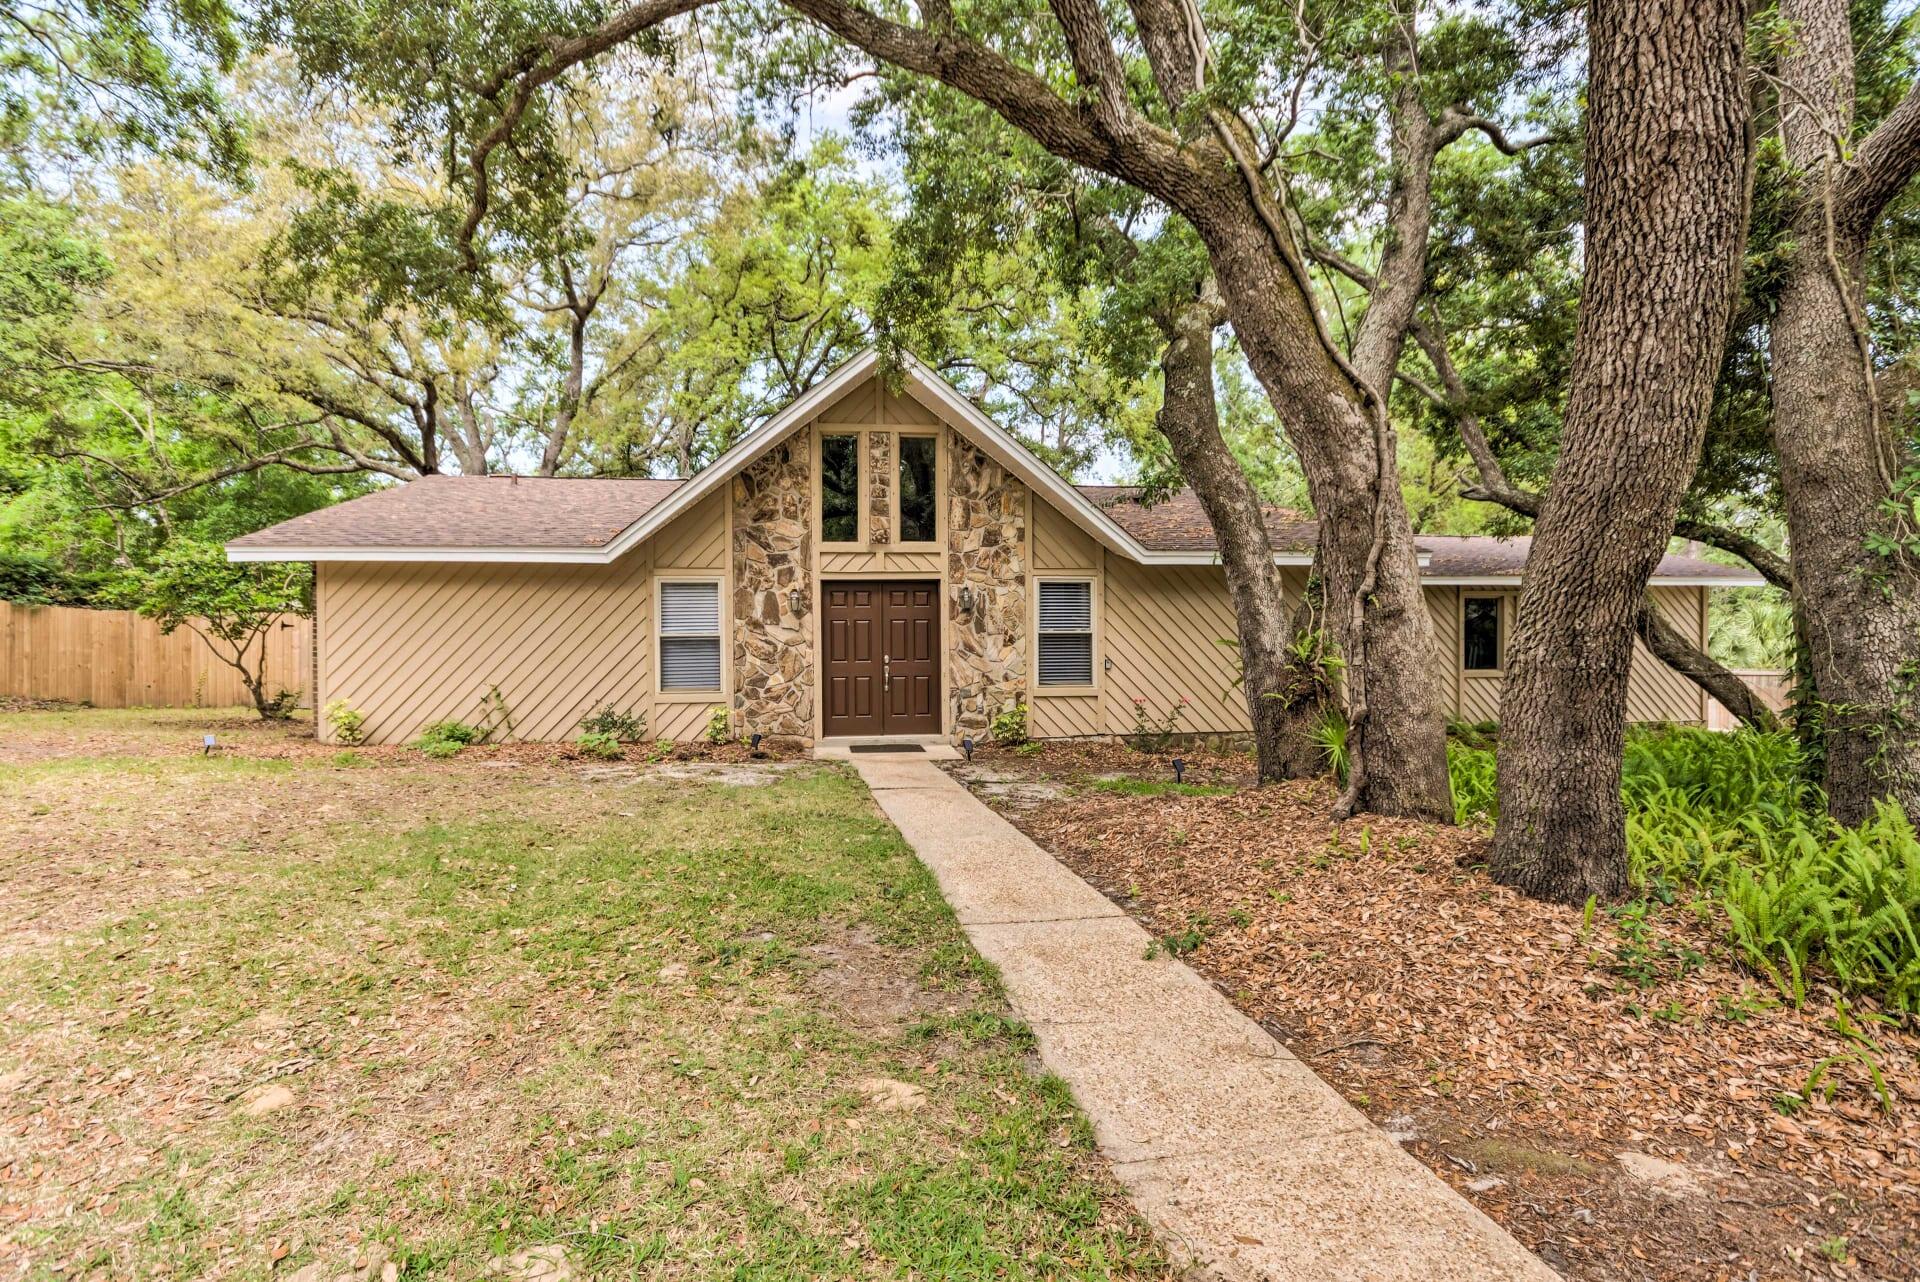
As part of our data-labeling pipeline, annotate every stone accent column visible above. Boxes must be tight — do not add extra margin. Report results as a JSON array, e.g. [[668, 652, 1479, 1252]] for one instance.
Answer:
[[947, 427, 1027, 738], [730, 436, 814, 739], [867, 430, 892, 545]]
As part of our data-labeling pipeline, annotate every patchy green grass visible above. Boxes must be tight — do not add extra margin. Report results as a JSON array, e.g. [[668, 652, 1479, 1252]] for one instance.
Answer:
[[0, 712, 1167, 1280], [1085, 777, 1234, 799]]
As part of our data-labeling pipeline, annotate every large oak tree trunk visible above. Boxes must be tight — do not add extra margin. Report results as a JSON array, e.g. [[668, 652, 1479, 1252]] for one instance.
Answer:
[[1771, 0, 1920, 825], [1155, 295, 1327, 781], [1190, 205, 1452, 818], [1489, 0, 1752, 903]]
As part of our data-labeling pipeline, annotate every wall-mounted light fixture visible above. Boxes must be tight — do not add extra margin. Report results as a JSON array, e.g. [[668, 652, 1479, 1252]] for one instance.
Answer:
[[788, 589, 804, 616], [957, 585, 975, 615]]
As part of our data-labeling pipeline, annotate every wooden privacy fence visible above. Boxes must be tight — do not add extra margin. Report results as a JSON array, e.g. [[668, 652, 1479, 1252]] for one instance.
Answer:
[[0, 601, 312, 709], [1706, 669, 1792, 731]]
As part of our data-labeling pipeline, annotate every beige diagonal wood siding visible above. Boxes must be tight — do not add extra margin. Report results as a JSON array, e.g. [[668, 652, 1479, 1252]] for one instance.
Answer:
[[1102, 558, 1250, 736], [1029, 498, 1103, 737], [1451, 585, 1707, 725], [317, 492, 729, 745]]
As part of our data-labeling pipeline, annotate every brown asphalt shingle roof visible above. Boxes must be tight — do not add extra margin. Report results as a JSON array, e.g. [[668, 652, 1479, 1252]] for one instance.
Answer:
[[228, 476, 1762, 583], [1417, 534, 1759, 582], [1074, 485, 1319, 554], [227, 475, 687, 549]]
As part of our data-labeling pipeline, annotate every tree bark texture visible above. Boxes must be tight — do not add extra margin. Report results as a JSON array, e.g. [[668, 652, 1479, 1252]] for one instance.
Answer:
[[1770, 0, 1920, 825], [1426, 360, 1784, 734], [1182, 182, 1452, 819], [1489, 0, 1752, 903], [1154, 295, 1328, 781]]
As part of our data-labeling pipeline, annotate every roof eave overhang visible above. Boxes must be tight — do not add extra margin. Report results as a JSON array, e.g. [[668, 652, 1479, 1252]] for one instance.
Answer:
[[1422, 574, 1767, 588], [223, 346, 1427, 568], [227, 544, 615, 564]]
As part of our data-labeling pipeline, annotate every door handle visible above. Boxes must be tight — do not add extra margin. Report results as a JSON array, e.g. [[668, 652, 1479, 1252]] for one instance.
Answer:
[[883, 654, 891, 691]]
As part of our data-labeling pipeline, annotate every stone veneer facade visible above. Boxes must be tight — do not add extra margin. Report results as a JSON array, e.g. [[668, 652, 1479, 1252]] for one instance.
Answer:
[[946, 427, 1028, 737], [730, 436, 814, 738], [866, 430, 892, 545]]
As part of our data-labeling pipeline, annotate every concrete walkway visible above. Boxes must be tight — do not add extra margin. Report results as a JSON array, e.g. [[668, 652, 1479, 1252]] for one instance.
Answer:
[[847, 753, 1558, 1282]]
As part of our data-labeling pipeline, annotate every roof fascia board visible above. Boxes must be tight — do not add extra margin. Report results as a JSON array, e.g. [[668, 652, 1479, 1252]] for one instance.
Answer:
[[1424, 574, 1766, 588], [894, 357, 1154, 562], [225, 350, 886, 566], [228, 545, 613, 564], [596, 349, 883, 562]]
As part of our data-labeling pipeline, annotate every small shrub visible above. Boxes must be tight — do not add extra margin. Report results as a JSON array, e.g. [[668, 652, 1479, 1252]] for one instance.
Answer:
[[323, 699, 367, 746], [575, 730, 625, 760], [1128, 697, 1188, 754], [416, 719, 483, 757], [475, 684, 515, 740], [579, 704, 646, 741], [704, 705, 732, 744], [1434, 724, 1920, 1015], [989, 701, 1029, 746]]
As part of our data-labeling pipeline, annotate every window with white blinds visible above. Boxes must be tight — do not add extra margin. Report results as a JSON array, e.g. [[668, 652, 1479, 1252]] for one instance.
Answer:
[[658, 579, 722, 691], [1036, 580, 1094, 687]]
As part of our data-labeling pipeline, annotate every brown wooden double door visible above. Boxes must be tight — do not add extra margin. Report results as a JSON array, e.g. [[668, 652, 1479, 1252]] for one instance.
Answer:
[[822, 580, 941, 737]]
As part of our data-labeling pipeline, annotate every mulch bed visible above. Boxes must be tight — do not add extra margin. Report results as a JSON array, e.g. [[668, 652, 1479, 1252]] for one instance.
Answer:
[[948, 744, 1920, 1282]]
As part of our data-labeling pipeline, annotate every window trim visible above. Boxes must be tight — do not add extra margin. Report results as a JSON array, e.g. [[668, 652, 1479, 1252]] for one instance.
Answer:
[[816, 429, 866, 549], [655, 574, 727, 700], [1461, 592, 1505, 677], [1033, 576, 1099, 695], [892, 429, 942, 549]]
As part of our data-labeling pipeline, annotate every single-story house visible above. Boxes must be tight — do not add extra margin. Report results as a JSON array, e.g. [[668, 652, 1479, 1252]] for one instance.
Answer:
[[228, 350, 1765, 745]]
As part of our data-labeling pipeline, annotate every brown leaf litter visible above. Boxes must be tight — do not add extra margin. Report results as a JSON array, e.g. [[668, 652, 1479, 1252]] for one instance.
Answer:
[[949, 743, 1920, 1282]]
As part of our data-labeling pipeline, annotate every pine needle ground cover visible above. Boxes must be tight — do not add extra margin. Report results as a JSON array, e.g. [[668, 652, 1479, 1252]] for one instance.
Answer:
[[0, 708, 1168, 1281], [953, 740, 1920, 1282]]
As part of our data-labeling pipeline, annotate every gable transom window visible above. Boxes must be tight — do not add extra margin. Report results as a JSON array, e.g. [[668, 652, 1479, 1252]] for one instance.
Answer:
[[659, 579, 722, 691], [897, 434, 938, 543], [820, 433, 860, 543], [1462, 595, 1503, 673], [1036, 580, 1095, 687]]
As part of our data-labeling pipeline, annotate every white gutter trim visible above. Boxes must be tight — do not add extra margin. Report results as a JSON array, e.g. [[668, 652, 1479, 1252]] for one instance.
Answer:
[[229, 546, 1324, 566], [226, 544, 613, 564], [593, 349, 884, 563]]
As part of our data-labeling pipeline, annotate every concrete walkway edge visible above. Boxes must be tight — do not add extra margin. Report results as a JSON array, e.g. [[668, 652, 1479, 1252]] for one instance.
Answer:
[[847, 753, 1559, 1282]]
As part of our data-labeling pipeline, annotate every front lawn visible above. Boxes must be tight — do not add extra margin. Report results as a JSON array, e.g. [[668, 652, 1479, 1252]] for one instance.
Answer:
[[0, 708, 1167, 1280]]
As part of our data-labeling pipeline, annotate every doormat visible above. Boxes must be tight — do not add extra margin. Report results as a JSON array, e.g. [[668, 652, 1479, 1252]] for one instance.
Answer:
[[848, 744, 924, 753]]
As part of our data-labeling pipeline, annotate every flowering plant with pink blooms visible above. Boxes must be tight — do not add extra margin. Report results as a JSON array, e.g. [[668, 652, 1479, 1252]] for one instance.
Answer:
[[1128, 697, 1188, 754]]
